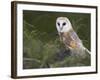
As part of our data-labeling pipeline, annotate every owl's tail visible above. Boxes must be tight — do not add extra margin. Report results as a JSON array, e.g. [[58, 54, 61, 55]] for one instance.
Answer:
[[83, 47, 91, 54], [79, 42, 91, 54]]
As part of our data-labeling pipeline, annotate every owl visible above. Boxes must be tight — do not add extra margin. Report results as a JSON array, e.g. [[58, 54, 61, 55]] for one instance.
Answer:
[[56, 17, 90, 56]]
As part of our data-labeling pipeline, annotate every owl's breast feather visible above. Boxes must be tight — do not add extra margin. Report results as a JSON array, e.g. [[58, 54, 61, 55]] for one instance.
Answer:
[[59, 31, 80, 49]]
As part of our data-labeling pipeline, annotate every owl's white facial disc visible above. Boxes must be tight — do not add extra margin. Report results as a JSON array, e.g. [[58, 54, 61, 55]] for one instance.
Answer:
[[56, 17, 72, 33]]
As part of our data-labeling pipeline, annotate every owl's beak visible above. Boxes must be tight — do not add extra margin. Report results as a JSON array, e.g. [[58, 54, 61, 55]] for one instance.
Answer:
[[59, 26, 64, 32]]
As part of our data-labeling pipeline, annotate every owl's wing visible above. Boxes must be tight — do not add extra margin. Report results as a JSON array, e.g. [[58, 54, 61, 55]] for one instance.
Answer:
[[70, 30, 81, 43]]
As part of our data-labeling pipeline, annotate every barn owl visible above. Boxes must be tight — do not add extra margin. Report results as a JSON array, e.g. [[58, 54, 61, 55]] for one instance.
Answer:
[[56, 17, 90, 56]]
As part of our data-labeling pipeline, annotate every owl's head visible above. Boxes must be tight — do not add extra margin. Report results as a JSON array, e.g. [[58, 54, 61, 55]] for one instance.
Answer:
[[56, 17, 72, 33]]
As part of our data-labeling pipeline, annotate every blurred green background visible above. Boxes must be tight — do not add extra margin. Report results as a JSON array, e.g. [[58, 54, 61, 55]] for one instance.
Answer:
[[23, 10, 91, 69]]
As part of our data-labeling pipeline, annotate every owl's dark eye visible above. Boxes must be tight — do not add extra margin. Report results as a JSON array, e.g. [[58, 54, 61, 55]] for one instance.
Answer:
[[57, 22, 60, 26], [63, 22, 66, 26]]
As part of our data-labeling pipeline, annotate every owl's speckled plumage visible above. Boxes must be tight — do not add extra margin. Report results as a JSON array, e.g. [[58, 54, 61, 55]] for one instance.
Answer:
[[56, 17, 90, 56]]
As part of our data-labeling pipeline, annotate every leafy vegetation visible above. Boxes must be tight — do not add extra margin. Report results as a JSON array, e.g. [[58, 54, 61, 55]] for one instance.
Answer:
[[23, 10, 91, 69]]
